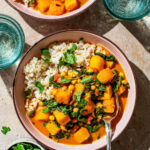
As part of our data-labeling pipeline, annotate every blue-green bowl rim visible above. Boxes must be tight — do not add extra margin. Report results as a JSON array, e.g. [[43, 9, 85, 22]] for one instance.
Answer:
[[103, 0, 150, 21], [0, 14, 25, 69]]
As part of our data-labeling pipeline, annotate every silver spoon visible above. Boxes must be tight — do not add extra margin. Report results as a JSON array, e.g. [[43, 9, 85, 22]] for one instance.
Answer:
[[103, 94, 119, 150]]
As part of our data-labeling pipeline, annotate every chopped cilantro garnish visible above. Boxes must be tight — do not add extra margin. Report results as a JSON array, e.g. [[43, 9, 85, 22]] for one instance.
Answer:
[[41, 49, 49, 56], [42, 107, 49, 113], [49, 76, 62, 88], [1, 126, 11, 135], [64, 53, 77, 65], [67, 44, 77, 54], [35, 81, 44, 93], [57, 44, 77, 68], [41, 48, 51, 63]]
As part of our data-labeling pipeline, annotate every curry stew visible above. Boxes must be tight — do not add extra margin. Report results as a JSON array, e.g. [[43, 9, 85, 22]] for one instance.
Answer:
[[25, 42, 129, 145]]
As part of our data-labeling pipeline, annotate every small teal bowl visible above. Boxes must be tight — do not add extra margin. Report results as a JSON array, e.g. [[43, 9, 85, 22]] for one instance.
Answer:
[[0, 14, 25, 69], [103, 0, 150, 21]]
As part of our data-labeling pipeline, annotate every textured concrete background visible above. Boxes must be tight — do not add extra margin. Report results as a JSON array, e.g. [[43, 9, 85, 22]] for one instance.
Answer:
[[0, 0, 150, 149]]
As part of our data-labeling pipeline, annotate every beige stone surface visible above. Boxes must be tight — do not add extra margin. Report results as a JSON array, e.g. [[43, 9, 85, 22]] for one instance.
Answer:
[[0, 0, 150, 150]]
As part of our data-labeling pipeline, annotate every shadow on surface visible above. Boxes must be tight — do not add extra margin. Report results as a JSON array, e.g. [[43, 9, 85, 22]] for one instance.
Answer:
[[19, 1, 150, 53], [101, 62, 150, 150], [0, 43, 30, 97]]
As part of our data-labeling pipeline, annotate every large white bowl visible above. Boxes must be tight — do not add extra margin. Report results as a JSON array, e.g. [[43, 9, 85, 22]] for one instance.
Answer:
[[13, 30, 137, 150]]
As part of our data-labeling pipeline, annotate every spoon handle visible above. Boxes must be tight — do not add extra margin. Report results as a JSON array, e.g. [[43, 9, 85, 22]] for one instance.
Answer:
[[105, 122, 111, 150]]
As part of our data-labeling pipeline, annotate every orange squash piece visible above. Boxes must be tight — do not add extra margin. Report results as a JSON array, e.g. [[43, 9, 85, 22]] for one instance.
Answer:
[[49, 1, 65, 15], [89, 55, 105, 73], [117, 85, 126, 96], [82, 92, 95, 115], [70, 83, 85, 105], [73, 83, 85, 97], [100, 85, 113, 100], [46, 121, 61, 135], [55, 89, 72, 104], [97, 68, 114, 84], [106, 61, 114, 68], [65, 0, 78, 11], [38, 0, 51, 13], [53, 110, 71, 125], [74, 127, 90, 143], [34, 107, 50, 121], [103, 97, 115, 113]]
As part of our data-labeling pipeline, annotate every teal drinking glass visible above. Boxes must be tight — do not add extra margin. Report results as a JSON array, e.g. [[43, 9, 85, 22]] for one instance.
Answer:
[[103, 0, 150, 21], [0, 14, 25, 69]]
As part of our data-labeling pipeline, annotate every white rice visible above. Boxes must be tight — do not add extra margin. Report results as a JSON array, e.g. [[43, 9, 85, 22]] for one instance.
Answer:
[[24, 41, 104, 112]]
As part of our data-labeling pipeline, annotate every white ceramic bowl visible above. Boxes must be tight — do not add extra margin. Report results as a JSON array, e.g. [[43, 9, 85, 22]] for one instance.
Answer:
[[13, 30, 137, 150], [6, 0, 96, 21]]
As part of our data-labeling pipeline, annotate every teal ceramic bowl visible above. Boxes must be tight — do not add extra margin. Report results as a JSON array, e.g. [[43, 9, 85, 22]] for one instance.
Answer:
[[103, 0, 150, 21], [0, 14, 25, 69]]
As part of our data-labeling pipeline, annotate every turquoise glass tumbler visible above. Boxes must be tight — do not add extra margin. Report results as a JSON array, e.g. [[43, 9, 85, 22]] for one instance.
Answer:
[[103, 0, 150, 21], [0, 14, 25, 69]]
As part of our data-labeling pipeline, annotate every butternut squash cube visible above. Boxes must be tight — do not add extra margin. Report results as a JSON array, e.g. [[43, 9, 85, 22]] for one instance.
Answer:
[[53, 110, 71, 125], [106, 61, 114, 68], [74, 127, 90, 143], [49, 1, 65, 16], [97, 68, 114, 84], [55, 89, 71, 104], [38, 0, 51, 13], [89, 55, 105, 72], [46, 121, 61, 135], [34, 107, 50, 121], [70, 83, 85, 105], [103, 97, 115, 113], [65, 0, 78, 11], [117, 85, 126, 96], [73, 83, 85, 96], [103, 85, 113, 100], [83, 92, 95, 115]]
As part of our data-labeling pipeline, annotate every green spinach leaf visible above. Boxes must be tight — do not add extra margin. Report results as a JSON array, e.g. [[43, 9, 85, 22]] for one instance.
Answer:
[[49, 76, 62, 88], [80, 76, 93, 84], [61, 76, 71, 84], [42, 107, 49, 113]]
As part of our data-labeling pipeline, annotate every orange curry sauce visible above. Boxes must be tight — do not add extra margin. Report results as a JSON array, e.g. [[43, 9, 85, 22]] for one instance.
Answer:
[[28, 47, 128, 145]]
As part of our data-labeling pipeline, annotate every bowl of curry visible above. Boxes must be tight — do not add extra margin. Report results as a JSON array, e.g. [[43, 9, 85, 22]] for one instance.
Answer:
[[13, 30, 137, 150], [6, 0, 96, 21]]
